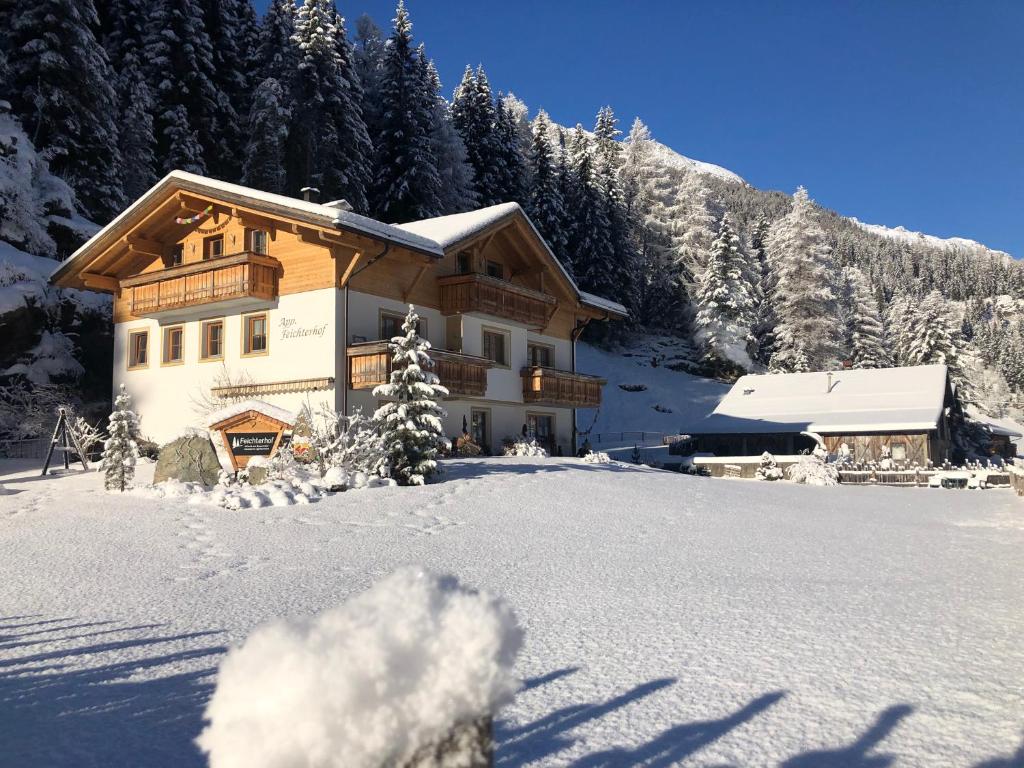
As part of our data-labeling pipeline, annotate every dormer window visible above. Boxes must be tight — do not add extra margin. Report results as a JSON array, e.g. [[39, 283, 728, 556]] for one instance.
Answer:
[[203, 235, 224, 260]]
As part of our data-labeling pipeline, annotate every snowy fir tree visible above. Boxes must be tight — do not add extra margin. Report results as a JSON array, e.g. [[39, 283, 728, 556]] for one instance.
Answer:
[[841, 266, 891, 369], [101, 385, 141, 492], [370, 4, 442, 222], [564, 125, 614, 297], [288, 0, 372, 210], [527, 110, 567, 259], [593, 106, 638, 314], [673, 171, 720, 287], [493, 97, 529, 205], [4, 0, 125, 222], [199, 0, 252, 178], [421, 58, 477, 215], [242, 78, 291, 195], [749, 215, 777, 366], [371, 305, 450, 486], [767, 187, 842, 372], [117, 61, 159, 202], [256, 0, 298, 85], [451, 65, 506, 207], [693, 214, 755, 374]]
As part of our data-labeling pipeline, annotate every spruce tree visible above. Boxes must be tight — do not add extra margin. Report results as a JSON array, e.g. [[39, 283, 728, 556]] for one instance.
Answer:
[[841, 266, 891, 369], [750, 214, 777, 366], [494, 97, 529, 205], [451, 65, 505, 206], [352, 14, 386, 139], [5, 0, 125, 221], [370, 4, 442, 221], [199, 0, 249, 178], [257, 0, 298, 84], [101, 385, 141, 492], [565, 126, 615, 297], [288, 0, 372, 210], [372, 305, 450, 485], [767, 187, 842, 372], [421, 57, 477, 214], [693, 214, 755, 374], [593, 105, 638, 314], [118, 62, 160, 201], [526, 110, 567, 259], [242, 78, 291, 194]]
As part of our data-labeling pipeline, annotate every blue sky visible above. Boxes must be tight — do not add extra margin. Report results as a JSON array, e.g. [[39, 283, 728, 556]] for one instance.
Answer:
[[280, 1, 1023, 257]]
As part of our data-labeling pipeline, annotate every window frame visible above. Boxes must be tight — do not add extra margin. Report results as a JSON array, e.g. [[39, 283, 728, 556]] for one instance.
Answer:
[[379, 309, 426, 342], [247, 228, 269, 255], [161, 325, 185, 366], [200, 318, 225, 361], [481, 326, 510, 368], [203, 235, 225, 261], [527, 341, 555, 368], [242, 312, 269, 357], [127, 329, 149, 370]]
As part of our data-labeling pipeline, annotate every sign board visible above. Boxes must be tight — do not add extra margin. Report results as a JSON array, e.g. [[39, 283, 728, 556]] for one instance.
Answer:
[[209, 407, 293, 471]]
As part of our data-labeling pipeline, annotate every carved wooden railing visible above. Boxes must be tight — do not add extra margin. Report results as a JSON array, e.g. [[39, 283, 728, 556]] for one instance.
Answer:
[[122, 251, 279, 316], [347, 341, 493, 397], [521, 366, 605, 408], [438, 273, 556, 328]]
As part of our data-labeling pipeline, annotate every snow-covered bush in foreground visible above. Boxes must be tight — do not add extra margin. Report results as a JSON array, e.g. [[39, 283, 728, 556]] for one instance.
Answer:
[[582, 451, 612, 464], [503, 438, 548, 457], [756, 451, 784, 481], [197, 567, 523, 768], [786, 448, 839, 486], [101, 385, 140, 492]]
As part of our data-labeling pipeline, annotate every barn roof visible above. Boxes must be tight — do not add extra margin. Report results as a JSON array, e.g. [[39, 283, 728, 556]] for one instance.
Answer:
[[686, 365, 951, 435]]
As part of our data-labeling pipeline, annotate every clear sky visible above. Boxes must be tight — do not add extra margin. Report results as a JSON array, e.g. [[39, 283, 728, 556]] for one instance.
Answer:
[[278, 1, 1024, 257]]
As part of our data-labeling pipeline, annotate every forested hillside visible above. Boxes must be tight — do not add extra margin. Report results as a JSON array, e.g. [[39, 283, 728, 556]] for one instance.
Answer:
[[2, 0, 1021, 440]]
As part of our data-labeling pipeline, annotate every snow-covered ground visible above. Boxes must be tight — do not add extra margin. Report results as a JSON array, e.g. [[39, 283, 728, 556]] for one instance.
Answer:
[[1, 457, 1023, 767]]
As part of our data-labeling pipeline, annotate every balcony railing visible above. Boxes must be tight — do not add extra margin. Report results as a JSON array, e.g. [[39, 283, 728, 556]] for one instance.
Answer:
[[121, 251, 279, 316], [521, 366, 605, 408], [439, 272, 556, 328], [347, 341, 493, 397]]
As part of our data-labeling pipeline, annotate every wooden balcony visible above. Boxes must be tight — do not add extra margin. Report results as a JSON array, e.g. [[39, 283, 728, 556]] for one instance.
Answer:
[[521, 366, 605, 408], [439, 273, 556, 328], [121, 251, 279, 317], [347, 341, 494, 397]]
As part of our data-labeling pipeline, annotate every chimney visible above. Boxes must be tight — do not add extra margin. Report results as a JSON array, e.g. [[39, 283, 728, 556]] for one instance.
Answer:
[[300, 186, 320, 203]]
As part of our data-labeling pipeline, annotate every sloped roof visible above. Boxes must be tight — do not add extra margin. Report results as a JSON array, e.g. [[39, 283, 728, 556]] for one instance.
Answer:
[[686, 365, 950, 435]]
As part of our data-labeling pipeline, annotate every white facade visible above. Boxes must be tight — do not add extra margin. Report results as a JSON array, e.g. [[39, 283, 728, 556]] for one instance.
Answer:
[[116, 287, 578, 454]]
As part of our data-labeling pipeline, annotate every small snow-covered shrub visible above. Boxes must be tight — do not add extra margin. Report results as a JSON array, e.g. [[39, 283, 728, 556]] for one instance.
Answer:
[[581, 451, 612, 464], [100, 385, 140, 492], [786, 448, 839, 486], [755, 451, 784, 481], [503, 438, 548, 457], [197, 567, 523, 768]]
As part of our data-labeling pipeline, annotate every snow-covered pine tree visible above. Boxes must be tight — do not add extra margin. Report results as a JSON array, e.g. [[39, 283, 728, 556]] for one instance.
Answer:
[[693, 214, 755, 374], [841, 266, 891, 369], [352, 14, 386, 139], [5, 0, 125, 221], [242, 78, 291, 194], [749, 214, 777, 365], [766, 187, 842, 372], [198, 0, 249, 178], [421, 58, 477, 215], [493, 97, 529, 205], [672, 171, 719, 286], [256, 0, 298, 84], [885, 290, 917, 367], [451, 65, 505, 207], [526, 110, 567, 259], [145, 0, 220, 175], [371, 305, 450, 486], [118, 60, 159, 202], [369, 4, 442, 222], [288, 0, 372, 210], [564, 125, 615, 299], [592, 105, 638, 315], [102, 0, 149, 87], [101, 385, 141, 492]]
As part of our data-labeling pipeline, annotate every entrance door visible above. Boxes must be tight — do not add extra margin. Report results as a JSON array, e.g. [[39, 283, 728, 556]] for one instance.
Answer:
[[527, 414, 555, 454], [470, 409, 490, 453]]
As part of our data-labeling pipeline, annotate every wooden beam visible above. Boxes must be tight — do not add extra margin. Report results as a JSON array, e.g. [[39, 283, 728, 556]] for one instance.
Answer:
[[233, 209, 278, 237], [338, 251, 363, 287], [403, 264, 429, 302], [81, 273, 120, 292], [124, 233, 164, 256]]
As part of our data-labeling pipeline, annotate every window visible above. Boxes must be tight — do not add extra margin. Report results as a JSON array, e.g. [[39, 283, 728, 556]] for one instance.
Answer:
[[203, 235, 224, 260], [527, 342, 553, 368], [890, 442, 907, 462], [170, 244, 184, 267], [527, 413, 555, 453], [482, 328, 508, 366], [244, 313, 268, 356], [470, 409, 490, 450], [162, 326, 184, 364], [380, 311, 424, 341], [201, 319, 224, 360], [485, 260, 504, 279], [128, 330, 148, 369], [457, 252, 471, 274], [248, 229, 269, 255]]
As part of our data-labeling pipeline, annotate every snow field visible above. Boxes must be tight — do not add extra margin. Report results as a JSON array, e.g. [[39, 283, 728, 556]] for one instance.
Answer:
[[0, 457, 1022, 766]]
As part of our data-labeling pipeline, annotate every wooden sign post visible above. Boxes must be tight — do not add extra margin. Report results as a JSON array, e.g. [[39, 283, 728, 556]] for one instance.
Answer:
[[210, 409, 292, 471]]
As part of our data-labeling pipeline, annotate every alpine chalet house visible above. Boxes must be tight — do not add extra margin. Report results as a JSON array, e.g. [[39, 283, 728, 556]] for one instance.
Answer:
[[685, 365, 959, 465], [50, 172, 626, 456]]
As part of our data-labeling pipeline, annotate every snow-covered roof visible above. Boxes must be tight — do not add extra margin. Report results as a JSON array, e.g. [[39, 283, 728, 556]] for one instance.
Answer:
[[207, 399, 297, 429], [685, 365, 951, 435], [51, 173, 626, 319]]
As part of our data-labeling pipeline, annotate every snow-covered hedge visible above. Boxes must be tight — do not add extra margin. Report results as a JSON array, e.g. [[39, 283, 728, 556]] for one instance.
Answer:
[[197, 567, 523, 768], [503, 438, 548, 457], [582, 451, 613, 464]]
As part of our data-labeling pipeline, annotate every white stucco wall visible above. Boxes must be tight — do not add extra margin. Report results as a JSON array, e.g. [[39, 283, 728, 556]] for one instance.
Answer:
[[114, 288, 338, 444], [345, 290, 444, 349]]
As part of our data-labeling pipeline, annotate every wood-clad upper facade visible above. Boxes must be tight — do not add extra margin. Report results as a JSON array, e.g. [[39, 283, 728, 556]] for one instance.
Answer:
[[51, 172, 626, 452]]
